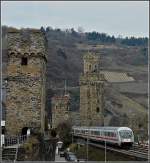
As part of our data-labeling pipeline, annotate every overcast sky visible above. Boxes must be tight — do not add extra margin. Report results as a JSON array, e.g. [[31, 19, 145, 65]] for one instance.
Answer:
[[1, 1, 149, 37]]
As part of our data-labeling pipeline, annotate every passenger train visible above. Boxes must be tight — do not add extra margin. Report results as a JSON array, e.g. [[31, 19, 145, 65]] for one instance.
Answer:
[[72, 126, 134, 148]]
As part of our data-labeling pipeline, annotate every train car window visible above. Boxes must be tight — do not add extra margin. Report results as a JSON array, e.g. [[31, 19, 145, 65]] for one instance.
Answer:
[[85, 130, 89, 134], [110, 132, 112, 137], [89, 130, 91, 135], [106, 132, 108, 136], [93, 131, 100, 135], [102, 131, 104, 136], [111, 132, 114, 137], [104, 132, 106, 136], [112, 132, 116, 137], [110, 132, 113, 137], [82, 130, 85, 134], [103, 131, 105, 136], [105, 132, 107, 136]]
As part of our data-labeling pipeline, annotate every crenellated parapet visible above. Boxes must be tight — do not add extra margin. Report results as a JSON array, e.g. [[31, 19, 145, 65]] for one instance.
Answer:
[[7, 28, 47, 60], [83, 52, 100, 61], [83, 52, 100, 74]]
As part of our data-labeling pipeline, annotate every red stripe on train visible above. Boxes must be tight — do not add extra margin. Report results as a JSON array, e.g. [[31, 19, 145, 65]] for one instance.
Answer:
[[75, 133, 118, 141], [90, 135, 118, 141]]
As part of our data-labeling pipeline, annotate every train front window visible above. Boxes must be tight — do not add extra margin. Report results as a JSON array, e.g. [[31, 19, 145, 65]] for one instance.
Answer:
[[119, 130, 132, 139]]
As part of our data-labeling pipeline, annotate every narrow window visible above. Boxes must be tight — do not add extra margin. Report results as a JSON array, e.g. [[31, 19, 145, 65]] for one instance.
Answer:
[[94, 65, 97, 72], [89, 65, 92, 71], [21, 57, 28, 65], [96, 107, 100, 113]]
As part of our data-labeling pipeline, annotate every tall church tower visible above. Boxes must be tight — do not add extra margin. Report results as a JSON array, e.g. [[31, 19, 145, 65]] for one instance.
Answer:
[[5, 29, 47, 136], [80, 52, 105, 126]]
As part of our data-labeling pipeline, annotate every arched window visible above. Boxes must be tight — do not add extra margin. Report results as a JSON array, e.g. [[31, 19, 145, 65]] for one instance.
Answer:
[[96, 107, 100, 113]]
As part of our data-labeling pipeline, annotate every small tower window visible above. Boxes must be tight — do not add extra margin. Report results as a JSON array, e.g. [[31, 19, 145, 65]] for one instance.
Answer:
[[96, 107, 100, 113], [94, 65, 97, 72], [21, 57, 28, 65], [89, 65, 92, 71]]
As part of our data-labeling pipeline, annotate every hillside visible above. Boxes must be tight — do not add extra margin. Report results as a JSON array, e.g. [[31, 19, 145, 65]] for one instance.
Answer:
[[44, 28, 148, 87], [2, 26, 148, 138]]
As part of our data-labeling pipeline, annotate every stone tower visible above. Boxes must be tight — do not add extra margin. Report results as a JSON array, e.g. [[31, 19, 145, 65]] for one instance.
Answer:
[[80, 52, 105, 126], [5, 28, 47, 136], [52, 95, 70, 129]]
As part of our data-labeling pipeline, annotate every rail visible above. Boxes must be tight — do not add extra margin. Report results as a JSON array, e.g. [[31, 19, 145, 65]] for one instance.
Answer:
[[89, 142, 148, 160], [74, 134, 148, 160], [4, 135, 28, 147]]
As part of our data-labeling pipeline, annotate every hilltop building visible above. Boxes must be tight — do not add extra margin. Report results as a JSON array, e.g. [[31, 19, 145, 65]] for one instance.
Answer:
[[5, 28, 47, 136], [79, 52, 105, 126]]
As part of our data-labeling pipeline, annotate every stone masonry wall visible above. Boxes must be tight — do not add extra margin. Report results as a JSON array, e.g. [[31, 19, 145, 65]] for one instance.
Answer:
[[51, 95, 70, 128], [80, 76, 105, 126], [80, 53, 105, 126], [5, 29, 47, 136]]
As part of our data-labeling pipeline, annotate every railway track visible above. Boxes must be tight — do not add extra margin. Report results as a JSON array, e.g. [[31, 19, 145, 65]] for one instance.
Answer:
[[88, 142, 148, 160], [132, 144, 148, 153], [74, 133, 149, 160]]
